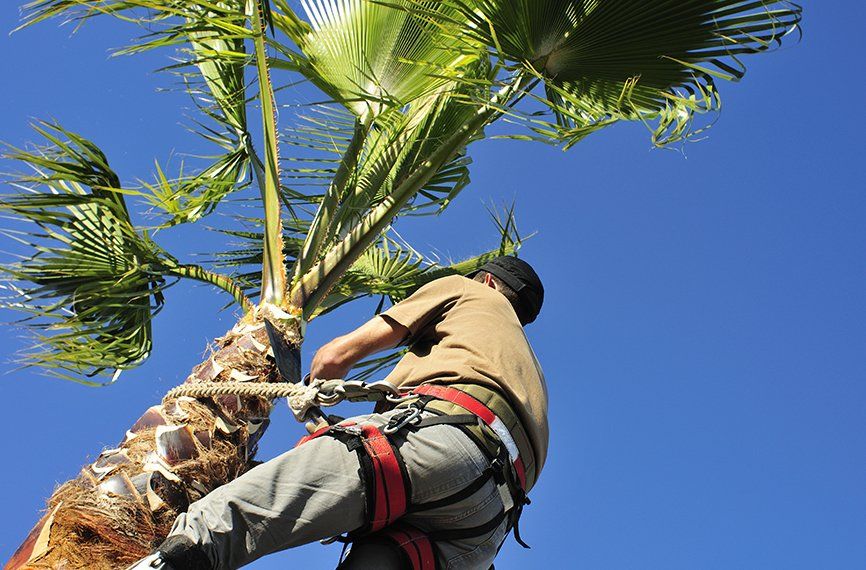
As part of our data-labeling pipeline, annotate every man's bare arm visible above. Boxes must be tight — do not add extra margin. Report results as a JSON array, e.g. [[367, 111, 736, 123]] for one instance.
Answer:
[[309, 315, 409, 381]]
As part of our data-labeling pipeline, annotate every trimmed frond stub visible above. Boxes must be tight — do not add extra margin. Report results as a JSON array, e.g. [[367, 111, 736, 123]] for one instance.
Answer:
[[275, 0, 482, 120], [420, 0, 802, 147]]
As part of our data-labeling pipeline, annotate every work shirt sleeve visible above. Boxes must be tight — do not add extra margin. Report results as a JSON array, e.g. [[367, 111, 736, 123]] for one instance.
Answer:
[[381, 276, 465, 340]]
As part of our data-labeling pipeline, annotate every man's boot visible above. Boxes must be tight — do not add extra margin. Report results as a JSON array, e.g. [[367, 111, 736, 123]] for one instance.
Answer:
[[125, 536, 211, 570], [126, 552, 175, 570]]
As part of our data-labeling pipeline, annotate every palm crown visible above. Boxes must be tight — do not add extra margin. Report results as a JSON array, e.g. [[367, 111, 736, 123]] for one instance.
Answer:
[[4, 0, 800, 382]]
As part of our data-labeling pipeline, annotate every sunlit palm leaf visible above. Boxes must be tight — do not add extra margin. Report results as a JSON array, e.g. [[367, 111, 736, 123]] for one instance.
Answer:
[[273, 0, 479, 119], [289, 58, 493, 314], [1, 124, 169, 381], [281, 105, 356, 195], [138, 1, 255, 225], [408, 0, 802, 146], [315, 204, 521, 316], [140, 144, 250, 225]]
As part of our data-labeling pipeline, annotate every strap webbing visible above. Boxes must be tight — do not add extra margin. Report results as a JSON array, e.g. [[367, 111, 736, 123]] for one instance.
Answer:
[[295, 422, 409, 534], [408, 466, 495, 514], [381, 524, 437, 570], [412, 385, 527, 490], [427, 509, 508, 542], [360, 424, 407, 532]]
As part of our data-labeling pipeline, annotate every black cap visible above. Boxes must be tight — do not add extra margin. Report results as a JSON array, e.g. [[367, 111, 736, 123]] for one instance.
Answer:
[[468, 256, 544, 324]]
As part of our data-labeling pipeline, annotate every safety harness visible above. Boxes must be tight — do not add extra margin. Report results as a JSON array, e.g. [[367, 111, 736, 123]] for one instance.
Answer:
[[296, 383, 533, 569]]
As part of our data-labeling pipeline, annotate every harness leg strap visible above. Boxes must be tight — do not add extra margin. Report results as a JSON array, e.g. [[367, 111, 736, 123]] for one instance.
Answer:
[[341, 523, 437, 570], [296, 422, 411, 536]]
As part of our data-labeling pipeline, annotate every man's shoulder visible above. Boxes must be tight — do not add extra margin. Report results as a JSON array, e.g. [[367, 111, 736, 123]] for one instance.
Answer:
[[414, 274, 468, 296], [435, 274, 468, 286]]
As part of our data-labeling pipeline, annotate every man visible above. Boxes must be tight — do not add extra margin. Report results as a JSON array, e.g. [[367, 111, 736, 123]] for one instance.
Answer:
[[131, 256, 547, 570]]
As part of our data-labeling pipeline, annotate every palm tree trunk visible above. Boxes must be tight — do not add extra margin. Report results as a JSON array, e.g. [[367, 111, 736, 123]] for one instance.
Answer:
[[5, 314, 298, 570]]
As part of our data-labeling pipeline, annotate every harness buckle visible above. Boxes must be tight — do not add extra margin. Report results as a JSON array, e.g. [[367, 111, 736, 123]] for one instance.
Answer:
[[383, 405, 423, 434]]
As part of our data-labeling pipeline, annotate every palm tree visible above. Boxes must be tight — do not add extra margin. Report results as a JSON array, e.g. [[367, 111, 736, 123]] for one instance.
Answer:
[[3, 1, 801, 568]]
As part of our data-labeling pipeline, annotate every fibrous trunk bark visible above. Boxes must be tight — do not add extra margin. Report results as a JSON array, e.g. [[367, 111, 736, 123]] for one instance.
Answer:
[[6, 314, 298, 570]]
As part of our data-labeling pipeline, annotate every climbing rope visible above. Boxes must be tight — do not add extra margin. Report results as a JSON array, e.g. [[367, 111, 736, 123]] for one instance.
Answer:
[[164, 378, 406, 423]]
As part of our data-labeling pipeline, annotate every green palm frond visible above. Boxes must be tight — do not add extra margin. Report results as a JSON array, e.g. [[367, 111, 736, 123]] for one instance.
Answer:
[[331, 57, 490, 238], [378, 57, 492, 216], [2, 124, 169, 381], [281, 105, 357, 195], [314, 204, 522, 316], [403, 0, 802, 147], [20, 0, 258, 224], [19, 0, 252, 53], [1, 123, 251, 381], [138, 0, 254, 225], [288, 56, 495, 315], [208, 217, 309, 300], [272, 0, 480, 120], [140, 144, 250, 226]]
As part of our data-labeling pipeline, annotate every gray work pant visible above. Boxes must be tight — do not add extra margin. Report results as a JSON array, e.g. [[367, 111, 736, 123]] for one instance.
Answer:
[[168, 408, 510, 569]]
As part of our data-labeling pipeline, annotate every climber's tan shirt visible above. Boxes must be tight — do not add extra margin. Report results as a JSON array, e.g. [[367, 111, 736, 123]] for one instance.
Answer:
[[382, 275, 549, 474]]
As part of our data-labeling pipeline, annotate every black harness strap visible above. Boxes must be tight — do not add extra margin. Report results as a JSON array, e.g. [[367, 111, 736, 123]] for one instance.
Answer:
[[408, 466, 496, 514], [409, 413, 479, 430], [426, 509, 508, 542]]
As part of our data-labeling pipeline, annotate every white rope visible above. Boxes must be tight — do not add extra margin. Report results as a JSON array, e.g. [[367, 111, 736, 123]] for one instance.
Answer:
[[164, 378, 405, 423]]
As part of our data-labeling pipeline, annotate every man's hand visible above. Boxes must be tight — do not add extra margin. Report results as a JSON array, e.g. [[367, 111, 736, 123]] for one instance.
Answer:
[[309, 336, 354, 381], [309, 315, 409, 382]]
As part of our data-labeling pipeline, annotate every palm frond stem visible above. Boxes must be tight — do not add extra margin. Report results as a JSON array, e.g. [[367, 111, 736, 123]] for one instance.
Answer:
[[292, 117, 370, 283], [250, 0, 287, 306], [289, 70, 530, 316], [164, 264, 253, 313]]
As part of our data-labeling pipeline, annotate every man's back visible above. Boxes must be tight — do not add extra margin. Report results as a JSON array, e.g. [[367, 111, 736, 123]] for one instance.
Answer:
[[382, 275, 549, 477]]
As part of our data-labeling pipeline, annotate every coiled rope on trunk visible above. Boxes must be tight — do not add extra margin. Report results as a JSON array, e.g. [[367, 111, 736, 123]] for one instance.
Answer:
[[165, 379, 343, 422], [165, 378, 406, 423], [166, 381, 315, 400]]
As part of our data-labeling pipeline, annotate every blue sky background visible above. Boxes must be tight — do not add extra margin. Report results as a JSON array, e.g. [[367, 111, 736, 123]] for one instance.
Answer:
[[1, 3, 863, 568]]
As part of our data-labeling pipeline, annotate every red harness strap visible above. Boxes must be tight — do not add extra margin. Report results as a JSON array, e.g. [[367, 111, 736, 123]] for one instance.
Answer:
[[360, 424, 407, 532], [380, 523, 437, 570], [296, 420, 409, 534], [296, 422, 335, 447], [411, 384, 528, 490]]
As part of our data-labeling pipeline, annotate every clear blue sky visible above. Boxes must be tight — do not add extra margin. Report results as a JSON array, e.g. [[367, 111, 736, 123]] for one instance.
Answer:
[[2, 3, 863, 568]]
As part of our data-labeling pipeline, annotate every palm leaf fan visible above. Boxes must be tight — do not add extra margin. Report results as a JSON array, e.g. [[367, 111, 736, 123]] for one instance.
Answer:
[[1, 123, 171, 381], [426, 0, 802, 146], [274, 0, 482, 120]]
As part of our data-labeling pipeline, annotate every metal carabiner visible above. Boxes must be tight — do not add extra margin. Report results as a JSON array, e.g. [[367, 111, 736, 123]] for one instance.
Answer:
[[383, 405, 423, 434]]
